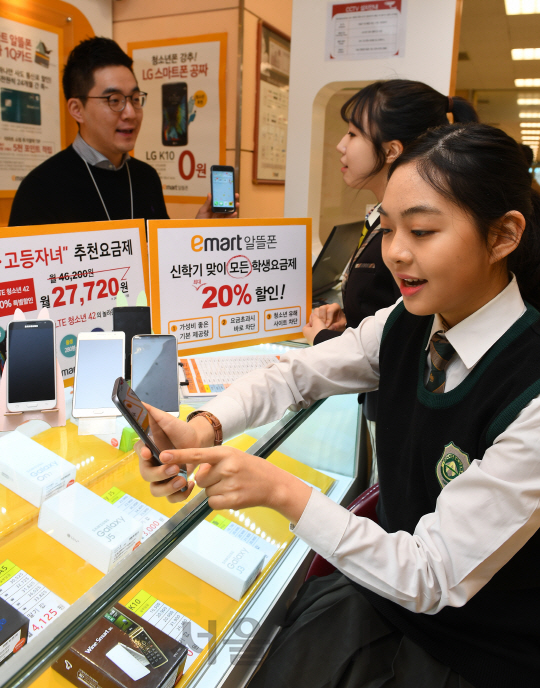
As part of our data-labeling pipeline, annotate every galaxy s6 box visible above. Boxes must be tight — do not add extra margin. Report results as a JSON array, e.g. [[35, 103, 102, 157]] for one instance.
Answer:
[[0, 598, 29, 666], [166, 519, 265, 600], [38, 483, 142, 574], [53, 603, 188, 688], [0, 432, 76, 507]]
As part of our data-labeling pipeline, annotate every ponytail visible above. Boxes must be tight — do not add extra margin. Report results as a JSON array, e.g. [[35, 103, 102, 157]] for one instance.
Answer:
[[341, 80, 478, 176], [450, 96, 479, 124], [389, 123, 540, 310]]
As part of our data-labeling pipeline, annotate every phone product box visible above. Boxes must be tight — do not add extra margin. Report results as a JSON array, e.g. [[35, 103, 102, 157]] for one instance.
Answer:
[[0, 431, 76, 507], [38, 484, 142, 574], [0, 597, 29, 666], [166, 520, 265, 601], [53, 603, 188, 688]]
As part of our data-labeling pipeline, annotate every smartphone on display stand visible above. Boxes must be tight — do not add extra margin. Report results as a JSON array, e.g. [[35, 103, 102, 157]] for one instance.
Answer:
[[131, 334, 179, 416], [111, 377, 187, 487], [6, 319, 56, 412], [162, 82, 187, 147], [72, 331, 125, 418], [112, 306, 151, 381], [210, 165, 236, 213]]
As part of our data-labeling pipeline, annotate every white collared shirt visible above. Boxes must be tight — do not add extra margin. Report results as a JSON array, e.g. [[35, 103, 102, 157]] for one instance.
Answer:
[[203, 276, 540, 614], [72, 133, 130, 171]]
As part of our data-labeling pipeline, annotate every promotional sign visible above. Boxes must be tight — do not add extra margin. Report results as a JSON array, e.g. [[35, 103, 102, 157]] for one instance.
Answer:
[[326, 1, 407, 61], [129, 34, 227, 204], [0, 220, 149, 384], [148, 219, 311, 355], [0, 12, 63, 195]]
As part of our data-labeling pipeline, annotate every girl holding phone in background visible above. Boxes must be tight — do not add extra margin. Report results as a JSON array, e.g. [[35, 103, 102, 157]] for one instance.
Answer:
[[138, 123, 540, 687]]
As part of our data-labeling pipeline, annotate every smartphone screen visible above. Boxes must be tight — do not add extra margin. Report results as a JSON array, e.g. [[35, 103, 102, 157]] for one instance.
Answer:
[[132, 335, 179, 414], [162, 83, 187, 146], [211, 167, 235, 211], [74, 337, 124, 413], [112, 307, 151, 381], [7, 321, 55, 404]]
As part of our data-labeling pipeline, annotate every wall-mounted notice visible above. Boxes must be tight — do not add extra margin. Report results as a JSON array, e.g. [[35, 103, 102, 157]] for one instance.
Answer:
[[0, 220, 149, 384], [326, 1, 407, 61], [148, 219, 311, 355], [0, 12, 63, 195], [129, 34, 227, 204]]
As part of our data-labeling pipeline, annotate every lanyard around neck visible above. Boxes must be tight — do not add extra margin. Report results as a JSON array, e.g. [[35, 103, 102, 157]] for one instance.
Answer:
[[84, 159, 133, 221]]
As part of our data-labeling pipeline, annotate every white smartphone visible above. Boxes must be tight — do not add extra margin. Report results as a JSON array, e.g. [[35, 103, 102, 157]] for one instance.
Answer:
[[72, 331, 125, 418], [7, 319, 56, 412], [131, 334, 179, 416]]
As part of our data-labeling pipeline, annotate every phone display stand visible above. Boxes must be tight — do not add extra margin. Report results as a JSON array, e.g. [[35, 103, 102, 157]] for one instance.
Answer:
[[0, 308, 66, 432]]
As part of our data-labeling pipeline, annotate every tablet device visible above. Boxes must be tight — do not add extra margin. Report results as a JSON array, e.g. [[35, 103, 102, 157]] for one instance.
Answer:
[[72, 331, 125, 418]]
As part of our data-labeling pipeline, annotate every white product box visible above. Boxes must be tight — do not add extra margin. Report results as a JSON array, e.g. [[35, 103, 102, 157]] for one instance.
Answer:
[[166, 520, 265, 601], [0, 431, 77, 507], [38, 483, 143, 574]]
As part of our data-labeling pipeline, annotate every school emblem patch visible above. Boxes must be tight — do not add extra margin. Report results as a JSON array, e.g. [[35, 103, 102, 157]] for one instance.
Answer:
[[436, 442, 470, 488]]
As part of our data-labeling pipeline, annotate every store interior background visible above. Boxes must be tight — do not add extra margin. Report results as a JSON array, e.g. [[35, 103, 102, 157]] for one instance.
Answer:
[[2, 0, 540, 254]]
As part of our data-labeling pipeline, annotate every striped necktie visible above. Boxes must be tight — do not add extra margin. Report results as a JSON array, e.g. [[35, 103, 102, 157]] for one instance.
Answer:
[[426, 332, 456, 394]]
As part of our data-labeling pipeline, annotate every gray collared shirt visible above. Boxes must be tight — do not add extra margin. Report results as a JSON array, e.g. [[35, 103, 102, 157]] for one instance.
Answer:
[[72, 133, 130, 171]]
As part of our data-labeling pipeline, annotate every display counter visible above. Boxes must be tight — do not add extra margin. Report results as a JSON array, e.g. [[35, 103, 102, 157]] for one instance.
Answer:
[[0, 343, 363, 688]]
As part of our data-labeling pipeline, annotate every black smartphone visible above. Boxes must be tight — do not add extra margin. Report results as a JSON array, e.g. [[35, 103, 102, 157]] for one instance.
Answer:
[[131, 334, 179, 415], [162, 82, 187, 147], [7, 320, 56, 412], [112, 306, 151, 381], [210, 165, 236, 213], [111, 377, 187, 488]]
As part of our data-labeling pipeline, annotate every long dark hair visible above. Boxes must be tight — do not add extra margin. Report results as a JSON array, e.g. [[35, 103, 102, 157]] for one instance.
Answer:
[[341, 79, 478, 177], [389, 123, 540, 309]]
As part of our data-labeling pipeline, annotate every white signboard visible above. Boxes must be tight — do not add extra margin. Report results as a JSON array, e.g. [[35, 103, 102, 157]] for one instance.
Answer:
[[148, 219, 311, 355], [0, 14, 62, 193], [326, 1, 406, 61], [130, 34, 227, 203], [0, 220, 149, 383]]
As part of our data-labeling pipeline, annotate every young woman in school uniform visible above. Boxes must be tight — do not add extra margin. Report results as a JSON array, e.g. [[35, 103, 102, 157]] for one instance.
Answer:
[[303, 80, 478, 464], [138, 123, 540, 688]]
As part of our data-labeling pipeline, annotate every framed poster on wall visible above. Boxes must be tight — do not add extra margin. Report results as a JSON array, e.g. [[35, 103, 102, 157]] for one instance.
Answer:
[[253, 22, 290, 185], [129, 34, 227, 205], [0, 10, 64, 199]]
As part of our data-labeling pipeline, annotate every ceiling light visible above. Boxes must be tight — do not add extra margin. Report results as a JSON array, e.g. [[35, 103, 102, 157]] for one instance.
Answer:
[[506, 0, 540, 14], [515, 79, 540, 86], [521, 122, 540, 126], [519, 112, 540, 117], [512, 48, 540, 60], [521, 130, 540, 134], [518, 99, 540, 105]]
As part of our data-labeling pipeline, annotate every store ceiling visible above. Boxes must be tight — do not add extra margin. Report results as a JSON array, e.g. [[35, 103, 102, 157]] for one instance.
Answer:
[[457, 0, 540, 155]]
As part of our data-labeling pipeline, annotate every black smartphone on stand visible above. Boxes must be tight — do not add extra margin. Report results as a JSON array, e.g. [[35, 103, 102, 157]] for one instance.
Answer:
[[111, 377, 187, 488], [112, 306, 151, 381], [210, 165, 236, 213], [162, 83, 187, 147], [131, 334, 179, 416], [6, 320, 56, 412]]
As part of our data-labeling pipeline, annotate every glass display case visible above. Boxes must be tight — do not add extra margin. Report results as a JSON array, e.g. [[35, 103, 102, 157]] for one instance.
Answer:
[[0, 343, 364, 688]]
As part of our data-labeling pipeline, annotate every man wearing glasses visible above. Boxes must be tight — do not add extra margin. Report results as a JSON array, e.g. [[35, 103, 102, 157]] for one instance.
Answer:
[[9, 37, 225, 226]]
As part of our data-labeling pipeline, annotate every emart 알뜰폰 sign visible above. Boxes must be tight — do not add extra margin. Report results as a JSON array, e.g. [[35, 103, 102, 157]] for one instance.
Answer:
[[0, 220, 149, 384], [147, 219, 311, 355]]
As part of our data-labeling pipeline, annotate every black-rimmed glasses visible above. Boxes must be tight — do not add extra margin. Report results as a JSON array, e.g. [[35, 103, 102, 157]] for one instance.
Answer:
[[76, 91, 148, 112]]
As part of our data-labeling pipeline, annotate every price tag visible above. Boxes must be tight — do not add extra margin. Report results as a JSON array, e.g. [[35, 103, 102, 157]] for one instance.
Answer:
[[102, 488, 168, 542], [0, 559, 69, 641]]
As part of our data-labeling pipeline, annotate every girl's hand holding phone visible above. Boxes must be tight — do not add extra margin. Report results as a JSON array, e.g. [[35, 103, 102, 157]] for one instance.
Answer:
[[136, 404, 312, 524]]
